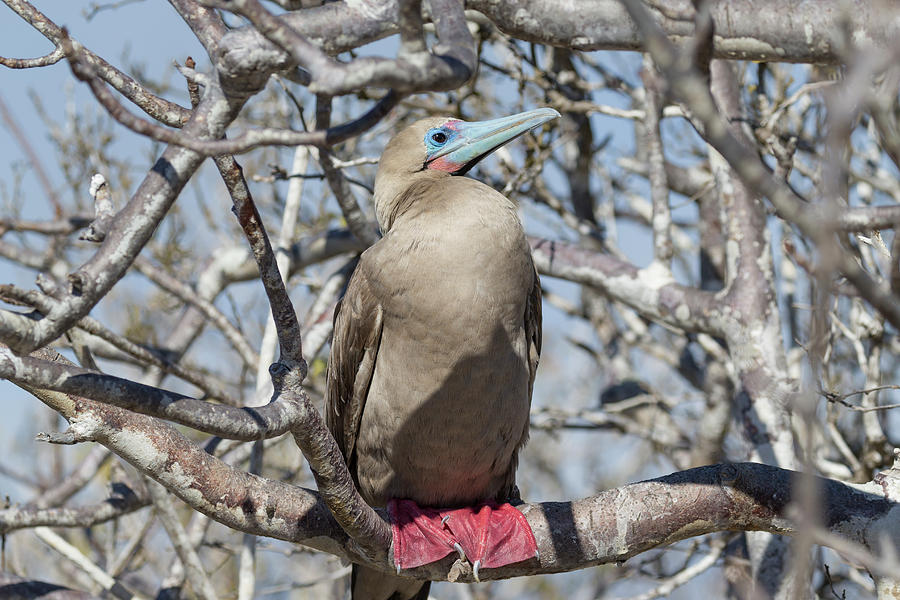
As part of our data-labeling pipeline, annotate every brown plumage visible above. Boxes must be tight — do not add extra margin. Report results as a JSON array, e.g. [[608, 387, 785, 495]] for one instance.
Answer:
[[326, 113, 550, 600]]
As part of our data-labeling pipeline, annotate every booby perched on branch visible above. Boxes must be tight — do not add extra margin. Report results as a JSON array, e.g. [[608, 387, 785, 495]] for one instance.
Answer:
[[326, 108, 559, 600]]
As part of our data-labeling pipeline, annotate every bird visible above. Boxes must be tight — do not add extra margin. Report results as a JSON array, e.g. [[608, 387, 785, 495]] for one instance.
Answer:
[[326, 107, 558, 600]]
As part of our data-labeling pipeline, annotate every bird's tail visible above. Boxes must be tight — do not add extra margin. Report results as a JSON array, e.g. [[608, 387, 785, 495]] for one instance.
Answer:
[[351, 564, 430, 600]]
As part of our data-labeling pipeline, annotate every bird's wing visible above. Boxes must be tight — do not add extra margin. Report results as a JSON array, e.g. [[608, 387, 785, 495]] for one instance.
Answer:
[[502, 261, 542, 503], [325, 259, 384, 480], [526, 262, 543, 398]]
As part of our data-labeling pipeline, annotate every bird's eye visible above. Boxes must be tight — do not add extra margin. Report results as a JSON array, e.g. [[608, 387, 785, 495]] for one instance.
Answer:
[[431, 131, 448, 144]]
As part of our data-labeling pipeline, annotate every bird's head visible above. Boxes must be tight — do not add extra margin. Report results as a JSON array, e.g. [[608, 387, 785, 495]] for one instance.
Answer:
[[374, 107, 560, 231]]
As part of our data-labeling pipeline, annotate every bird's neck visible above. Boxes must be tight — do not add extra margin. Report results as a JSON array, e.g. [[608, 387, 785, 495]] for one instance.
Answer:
[[374, 171, 449, 232]]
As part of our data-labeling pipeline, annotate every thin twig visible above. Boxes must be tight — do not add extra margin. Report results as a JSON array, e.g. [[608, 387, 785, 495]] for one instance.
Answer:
[[641, 54, 673, 264], [623, 535, 727, 600], [822, 385, 900, 412], [64, 34, 399, 155], [2, 485, 148, 533], [619, 0, 900, 331], [0, 46, 65, 68], [132, 258, 260, 369], [147, 479, 217, 600], [5, 0, 189, 126], [34, 527, 142, 599], [214, 155, 305, 372], [314, 95, 380, 247]]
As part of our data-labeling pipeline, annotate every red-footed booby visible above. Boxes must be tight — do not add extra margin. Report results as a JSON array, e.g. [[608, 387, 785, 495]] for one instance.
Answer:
[[326, 108, 558, 600]]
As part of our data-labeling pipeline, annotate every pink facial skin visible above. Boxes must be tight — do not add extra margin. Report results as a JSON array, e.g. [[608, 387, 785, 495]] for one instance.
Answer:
[[427, 155, 460, 172]]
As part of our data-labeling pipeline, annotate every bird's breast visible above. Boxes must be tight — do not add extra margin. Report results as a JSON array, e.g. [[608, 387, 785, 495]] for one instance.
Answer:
[[355, 203, 534, 506]]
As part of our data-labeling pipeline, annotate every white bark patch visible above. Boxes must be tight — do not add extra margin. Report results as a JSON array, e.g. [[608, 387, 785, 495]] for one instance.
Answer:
[[756, 239, 774, 283], [851, 27, 875, 48], [629, 261, 675, 305], [652, 211, 671, 235], [725, 239, 740, 285], [611, 509, 630, 556], [89, 173, 106, 197], [109, 427, 170, 470], [0, 346, 22, 378], [667, 519, 718, 542], [67, 418, 98, 440], [346, 0, 396, 21], [405, 52, 432, 71], [167, 461, 201, 495], [723, 38, 787, 58], [534, 253, 676, 318], [513, 8, 540, 30]]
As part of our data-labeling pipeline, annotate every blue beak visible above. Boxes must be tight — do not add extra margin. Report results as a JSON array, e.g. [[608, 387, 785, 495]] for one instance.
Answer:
[[425, 107, 560, 174]]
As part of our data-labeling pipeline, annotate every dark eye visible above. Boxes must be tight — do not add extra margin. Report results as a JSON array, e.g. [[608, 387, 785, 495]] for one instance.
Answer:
[[431, 131, 447, 144]]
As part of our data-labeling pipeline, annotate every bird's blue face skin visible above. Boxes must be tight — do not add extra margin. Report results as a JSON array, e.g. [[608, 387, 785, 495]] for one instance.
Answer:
[[423, 122, 463, 171], [424, 107, 561, 175], [424, 124, 460, 154]]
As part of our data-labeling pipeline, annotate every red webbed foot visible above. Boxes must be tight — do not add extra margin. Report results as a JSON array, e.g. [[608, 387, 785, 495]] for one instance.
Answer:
[[387, 499, 539, 580]]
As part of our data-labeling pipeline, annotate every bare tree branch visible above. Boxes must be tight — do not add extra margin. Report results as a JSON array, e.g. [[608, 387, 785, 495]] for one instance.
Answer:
[[471, 0, 896, 63], [529, 237, 722, 334], [3, 0, 190, 127], [0, 349, 302, 440], [214, 155, 305, 371], [0, 573, 100, 600], [5, 1, 900, 596], [206, 0, 475, 95], [1, 484, 148, 534], [619, 0, 900, 332]]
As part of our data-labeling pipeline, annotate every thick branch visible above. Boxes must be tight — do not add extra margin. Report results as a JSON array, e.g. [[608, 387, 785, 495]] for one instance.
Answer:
[[1, 349, 302, 440], [708, 58, 798, 597], [10, 348, 900, 583], [167, 0, 227, 60], [209, 0, 894, 98], [471, 0, 895, 62], [529, 237, 723, 335], [280, 381, 392, 561], [12, 378, 900, 585], [209, 0, 475, 95]]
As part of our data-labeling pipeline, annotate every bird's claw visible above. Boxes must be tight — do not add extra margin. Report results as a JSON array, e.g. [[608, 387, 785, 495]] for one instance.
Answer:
[[453, 542, 466, 561]]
